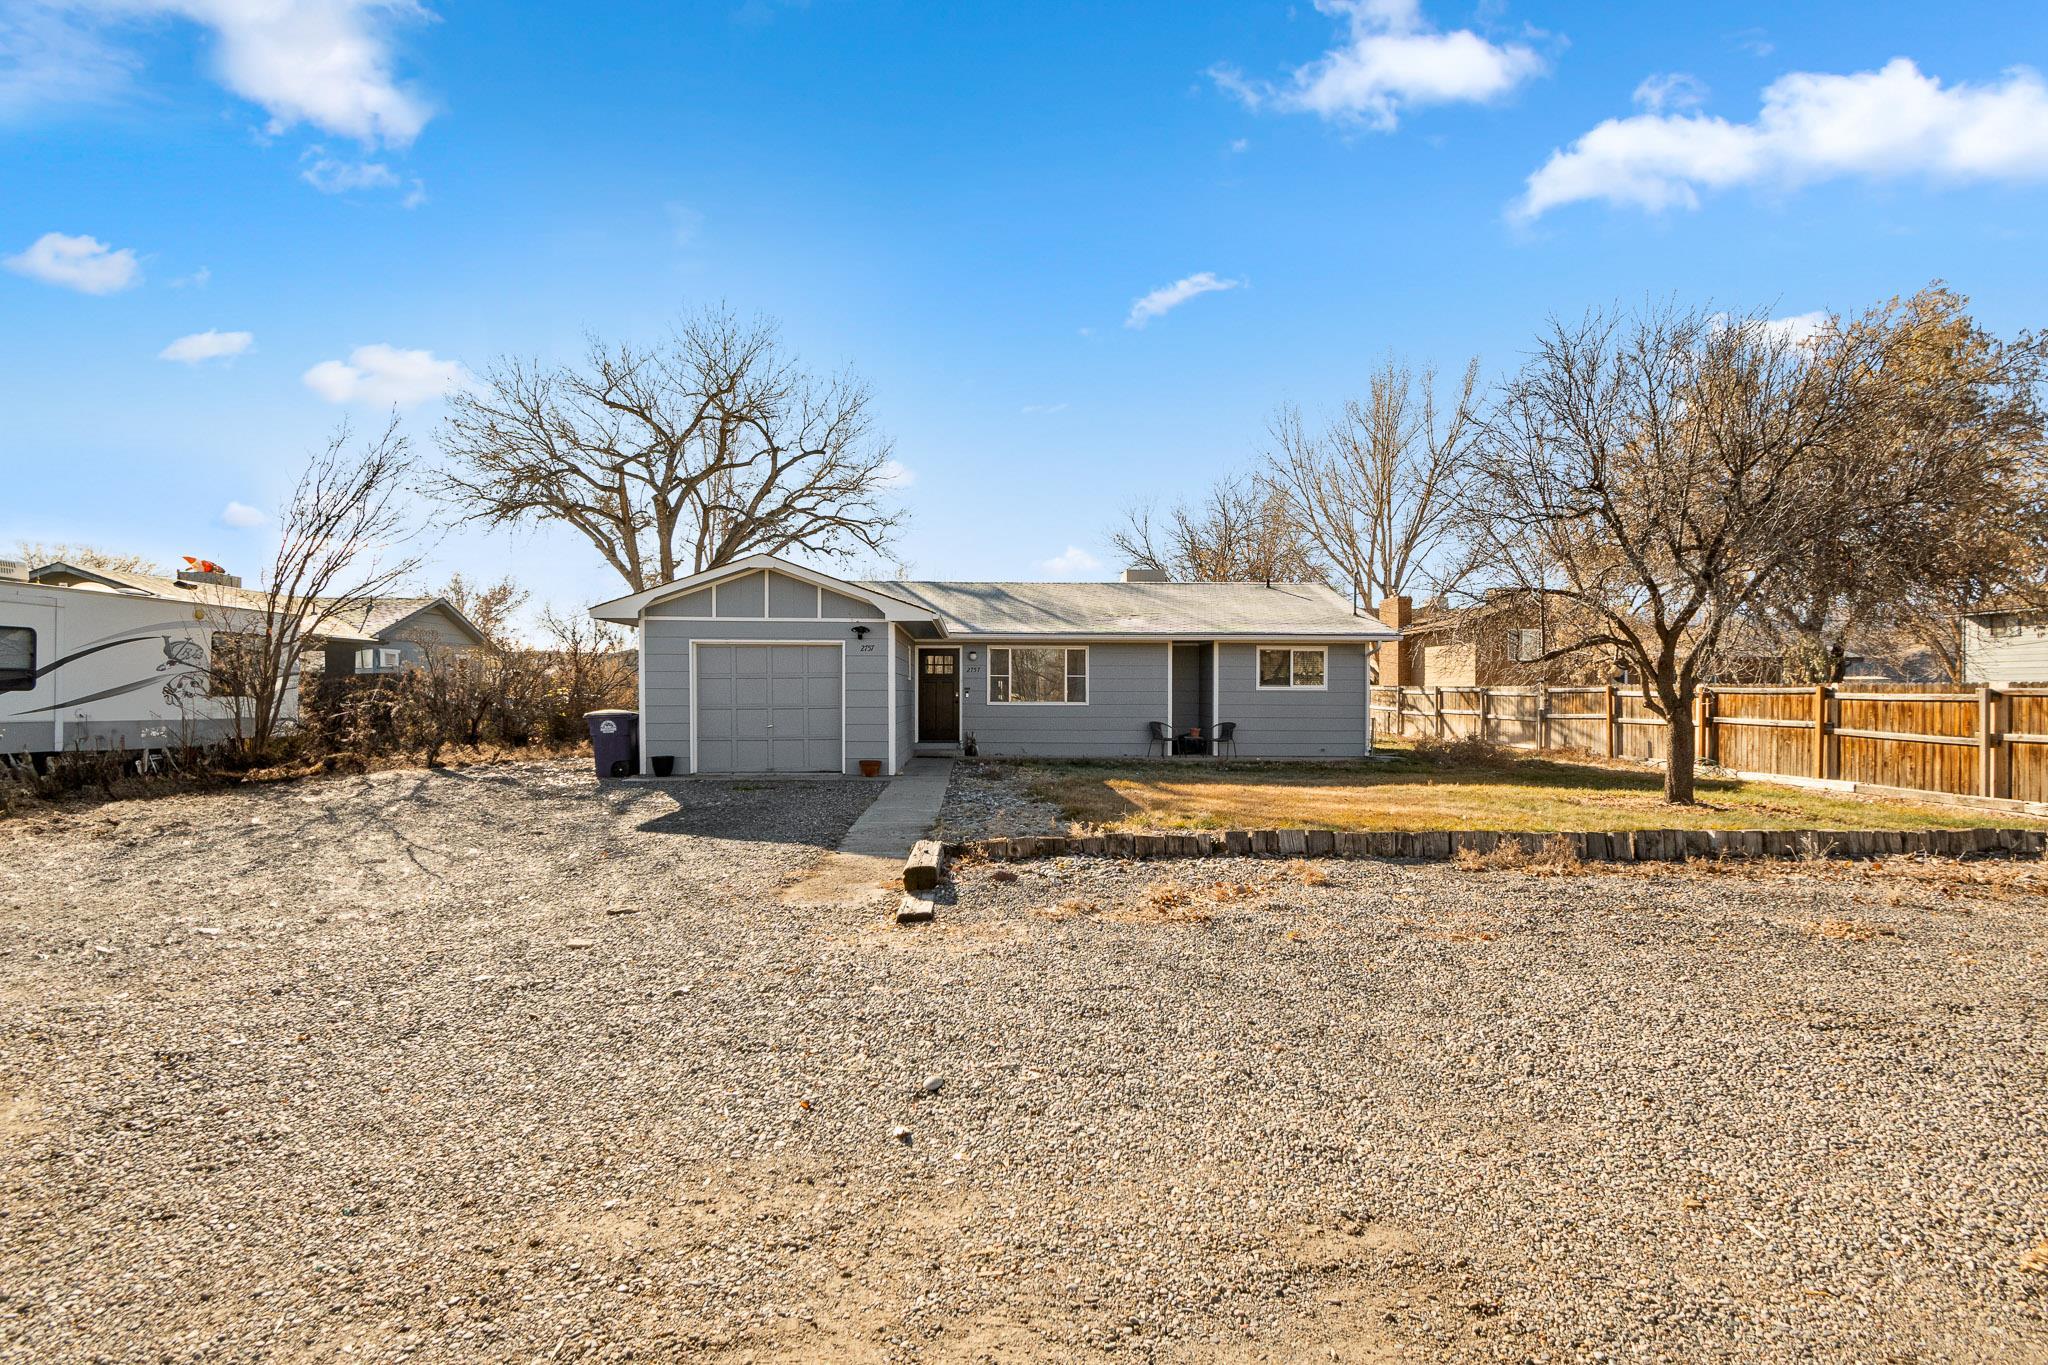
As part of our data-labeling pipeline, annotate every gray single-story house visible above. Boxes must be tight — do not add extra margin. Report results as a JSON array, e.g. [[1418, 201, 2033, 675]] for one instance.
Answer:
[[589, 554, 1399, 776]]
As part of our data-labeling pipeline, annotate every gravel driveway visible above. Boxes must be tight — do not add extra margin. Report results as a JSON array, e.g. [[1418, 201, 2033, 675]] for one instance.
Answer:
[[3, 760, 2045, 1363]]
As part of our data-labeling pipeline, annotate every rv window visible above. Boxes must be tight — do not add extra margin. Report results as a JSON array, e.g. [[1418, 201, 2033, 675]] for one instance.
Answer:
[[0, 626, 33, 691]]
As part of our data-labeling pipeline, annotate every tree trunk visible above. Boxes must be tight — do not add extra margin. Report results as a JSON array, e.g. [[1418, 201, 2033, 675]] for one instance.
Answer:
[[1663, 697, 1697, 804]]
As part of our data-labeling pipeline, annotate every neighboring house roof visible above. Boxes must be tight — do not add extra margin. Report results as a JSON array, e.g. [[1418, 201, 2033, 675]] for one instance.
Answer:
[[24, 562, 433, 646], [861, 579, 1394, 639], [320, 595, 489, 647]]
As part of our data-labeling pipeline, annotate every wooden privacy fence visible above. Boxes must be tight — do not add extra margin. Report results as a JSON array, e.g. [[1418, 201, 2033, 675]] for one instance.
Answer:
[[1370, 683, 2048, 805]]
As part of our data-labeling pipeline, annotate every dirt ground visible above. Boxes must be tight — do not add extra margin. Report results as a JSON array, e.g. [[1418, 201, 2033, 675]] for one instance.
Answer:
[[2, 760, 2044, 1363]]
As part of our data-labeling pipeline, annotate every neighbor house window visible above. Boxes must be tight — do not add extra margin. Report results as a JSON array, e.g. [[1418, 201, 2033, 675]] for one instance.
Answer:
[[1990, 616, 2024, 640], [1257, 647, 1327, 689], [989, 646, 1087, 704], [355, 647, 403, 673], [1507, 628, 1543, 662], [0, 626, 33, 692]]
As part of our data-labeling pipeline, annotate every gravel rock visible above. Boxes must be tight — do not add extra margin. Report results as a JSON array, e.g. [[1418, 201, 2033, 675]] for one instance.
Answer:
[[932, 759, 1066, 840], [3, 762, 2044, 1362]]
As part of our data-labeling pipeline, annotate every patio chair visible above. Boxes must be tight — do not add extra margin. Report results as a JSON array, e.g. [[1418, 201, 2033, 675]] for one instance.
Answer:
[[1147, 720, 1173, 758], [1210, 721, 1238, 758]]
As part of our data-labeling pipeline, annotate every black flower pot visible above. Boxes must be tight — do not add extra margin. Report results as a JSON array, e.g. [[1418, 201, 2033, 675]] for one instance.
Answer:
[[651, 755, 676, 777]]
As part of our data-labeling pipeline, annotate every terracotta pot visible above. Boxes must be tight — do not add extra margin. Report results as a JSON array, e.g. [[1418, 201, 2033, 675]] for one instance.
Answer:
[[859, 759, 883, 778]]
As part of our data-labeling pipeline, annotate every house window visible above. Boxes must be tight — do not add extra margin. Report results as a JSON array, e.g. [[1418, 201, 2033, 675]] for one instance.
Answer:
[[0, 626, 34, 692], [989, 646, 1087, 704], [1990, 616, 2024, 640], [1257, 647, 1327, 690], [1507, 628, 1543, 662], [355, 647, 403, 673]]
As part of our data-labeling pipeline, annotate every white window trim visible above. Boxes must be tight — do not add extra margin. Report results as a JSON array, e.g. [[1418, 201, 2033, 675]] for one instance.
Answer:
[[1507, 628, 1543, 663], [987, 643, 1090, 706], [1255, 645, 1329, 691]]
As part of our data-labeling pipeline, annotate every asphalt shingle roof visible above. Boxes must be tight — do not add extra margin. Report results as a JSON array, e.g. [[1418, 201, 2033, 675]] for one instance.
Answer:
[[856, 579, 1396, 638]]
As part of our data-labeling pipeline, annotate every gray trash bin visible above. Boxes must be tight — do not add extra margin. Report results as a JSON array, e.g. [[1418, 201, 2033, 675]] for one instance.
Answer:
[[585, 709, 639, 778]]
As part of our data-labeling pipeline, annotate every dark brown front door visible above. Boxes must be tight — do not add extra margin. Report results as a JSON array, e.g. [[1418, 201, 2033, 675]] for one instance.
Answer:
[[918, 649, 959, 743]]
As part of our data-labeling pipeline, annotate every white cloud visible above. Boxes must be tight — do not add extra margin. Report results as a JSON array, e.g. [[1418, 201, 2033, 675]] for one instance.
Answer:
[[1519, 58, 2048, 219], [1761, 311, 1832, 345], [0, 3, 136, 118], [1125, 272, 1243, 329], [10, 1, 432, 145], [401, 178, 427, 209], [876, 458, 914, 489], [300, 149, 399, 193], [303, 343, 467, 406], [169, 264, 210, 288], [1214, 0, 1544, 131], [219, 500, 265, 528], [1633, 72, 1706, 113], [1039, 545, 1103, 579], [159, 328, 252, 363], [4, 230, 140, 293]]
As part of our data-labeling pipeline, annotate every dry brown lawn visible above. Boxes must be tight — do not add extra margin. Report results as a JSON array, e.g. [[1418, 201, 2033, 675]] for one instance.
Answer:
[[1016, 741, 2042, 834]]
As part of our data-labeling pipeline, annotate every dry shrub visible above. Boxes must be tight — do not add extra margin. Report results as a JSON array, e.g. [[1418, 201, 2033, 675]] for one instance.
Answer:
[[1411, 733, 1516, 770], [1122, 882, 1213, 924], [1280, 859, 1330, 887], [1450, 834, 1586, 874], [1812, 916, 1900, 942], [1205, 880, 1263, 903]]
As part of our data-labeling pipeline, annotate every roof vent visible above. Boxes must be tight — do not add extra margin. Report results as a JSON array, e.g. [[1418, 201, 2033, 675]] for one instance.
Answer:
[[1120, 567, 1170, 583], [176, 556, 242, 589], [0, 558, 26, 584]]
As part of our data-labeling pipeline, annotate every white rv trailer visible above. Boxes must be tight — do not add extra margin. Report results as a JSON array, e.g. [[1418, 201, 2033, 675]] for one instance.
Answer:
[[0, 558, 375, 761]]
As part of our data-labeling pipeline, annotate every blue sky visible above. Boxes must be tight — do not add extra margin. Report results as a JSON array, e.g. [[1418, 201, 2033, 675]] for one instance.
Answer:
[[6, 0, 2048, 615]]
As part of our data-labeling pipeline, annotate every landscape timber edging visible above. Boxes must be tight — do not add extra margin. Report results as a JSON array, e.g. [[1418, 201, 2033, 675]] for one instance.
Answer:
[[937, 826, 2048, 865]]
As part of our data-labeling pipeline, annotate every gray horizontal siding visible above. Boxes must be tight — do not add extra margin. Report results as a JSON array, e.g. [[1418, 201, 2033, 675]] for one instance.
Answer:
[[963, 642, 1167, 758], [1216, 643, 1371, 758], [642, 616, 890, 774]]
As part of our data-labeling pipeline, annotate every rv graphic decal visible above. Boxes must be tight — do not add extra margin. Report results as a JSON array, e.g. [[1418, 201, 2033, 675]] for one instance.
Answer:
[[3, 631, 212, 718]]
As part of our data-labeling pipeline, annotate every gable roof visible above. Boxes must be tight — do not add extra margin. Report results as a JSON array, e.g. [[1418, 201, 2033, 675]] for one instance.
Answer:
[[588, 554, 946, 626], [319, 595, 489, 646], [861, 579, 1394, 639], [25, 562, 454, 645]]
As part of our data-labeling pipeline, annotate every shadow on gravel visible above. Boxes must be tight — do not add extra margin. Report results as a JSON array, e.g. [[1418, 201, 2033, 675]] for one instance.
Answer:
[[626, 778, 882, 849]]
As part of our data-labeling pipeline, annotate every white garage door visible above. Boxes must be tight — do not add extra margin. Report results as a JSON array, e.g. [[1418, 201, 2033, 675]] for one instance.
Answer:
[[694, 643, 842, 773]]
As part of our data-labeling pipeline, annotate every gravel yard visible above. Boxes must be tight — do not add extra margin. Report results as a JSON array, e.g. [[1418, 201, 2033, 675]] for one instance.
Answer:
[[4, 759, 2046, 1363]]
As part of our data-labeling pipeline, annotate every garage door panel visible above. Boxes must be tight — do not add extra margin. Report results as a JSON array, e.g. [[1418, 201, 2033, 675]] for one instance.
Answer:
[[694, 642, 841, 773]]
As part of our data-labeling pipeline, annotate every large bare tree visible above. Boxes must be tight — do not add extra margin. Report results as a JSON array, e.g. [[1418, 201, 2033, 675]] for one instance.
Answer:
[[1463, 303, 1874, 804], [435, 308, 904, 591], [1108, 474, 1324, 582], [206, 419, 422, 755], [1761, 286, 2048, 681], [1265, 355, 1482, 606]]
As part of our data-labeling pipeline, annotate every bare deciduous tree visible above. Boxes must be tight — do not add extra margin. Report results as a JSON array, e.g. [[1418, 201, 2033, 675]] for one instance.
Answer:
[[435, 307, 904, 591], [1108, 474, 1324, 582], [1265, 355, 1482, 606], [206, 419, 421, 756], [438, 571, 531, 654], [14, 542, 163, 576], [1761, 286, 2048, 681], [1463, 303, 1871, 804]]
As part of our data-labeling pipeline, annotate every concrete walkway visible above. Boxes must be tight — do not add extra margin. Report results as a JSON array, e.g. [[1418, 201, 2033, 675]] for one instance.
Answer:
[[779, 757, 953, 907]]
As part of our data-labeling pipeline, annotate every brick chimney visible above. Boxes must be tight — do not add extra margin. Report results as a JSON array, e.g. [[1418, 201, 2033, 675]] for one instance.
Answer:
[[1377, 595, 1412, 630]]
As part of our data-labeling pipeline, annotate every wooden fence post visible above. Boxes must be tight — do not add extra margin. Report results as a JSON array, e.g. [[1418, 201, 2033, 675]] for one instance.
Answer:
[[1996, 688, 2013, 798], [1435, 687, 1446, 739], [1602, 684, 1617, 758], [1979, 685, 2000, 798], [1812, 684, 1830, 780], [1700, 688, 1718, 766], [1478, 687, 1491, 743], [1537, 684, 1550, 752]]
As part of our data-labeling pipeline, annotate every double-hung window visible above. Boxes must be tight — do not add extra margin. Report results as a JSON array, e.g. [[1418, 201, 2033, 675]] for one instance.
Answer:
[[0, 626, 34, 692], [1257, 647, 1326, 690], [355, 647, 403, 673], [989, 646, 1087, 704], [1507, 628, 1543, 662]]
